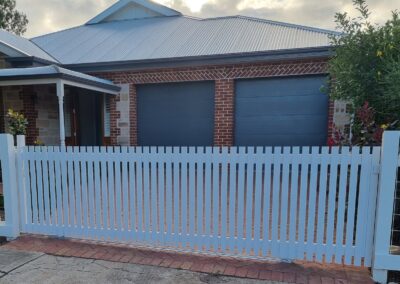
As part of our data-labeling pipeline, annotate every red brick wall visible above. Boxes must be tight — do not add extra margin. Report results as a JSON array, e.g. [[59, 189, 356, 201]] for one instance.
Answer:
[[215, 79, 235, 146], [20, 86, 39, 145], [93, 58, 330, 146]]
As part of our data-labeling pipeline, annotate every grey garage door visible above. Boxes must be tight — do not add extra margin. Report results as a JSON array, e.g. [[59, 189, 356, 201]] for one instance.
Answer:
[[235, 76, 328, 146], [137, 81, 215, 146]]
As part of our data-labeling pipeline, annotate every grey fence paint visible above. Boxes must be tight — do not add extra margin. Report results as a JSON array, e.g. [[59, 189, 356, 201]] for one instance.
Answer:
[[235, 76, 328, 146], [137, 81, 215, 146]]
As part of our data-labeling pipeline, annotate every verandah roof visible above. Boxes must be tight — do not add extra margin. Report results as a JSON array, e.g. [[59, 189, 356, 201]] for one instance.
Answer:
[[0, 65, 120, 94]]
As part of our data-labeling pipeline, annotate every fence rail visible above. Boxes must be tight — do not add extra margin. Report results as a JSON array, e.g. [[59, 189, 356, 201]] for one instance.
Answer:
[[17, 145, 380, 266]]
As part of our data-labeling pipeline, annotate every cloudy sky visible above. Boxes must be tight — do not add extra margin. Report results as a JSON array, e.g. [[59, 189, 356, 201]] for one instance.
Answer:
[[16, 0, 399, 38]]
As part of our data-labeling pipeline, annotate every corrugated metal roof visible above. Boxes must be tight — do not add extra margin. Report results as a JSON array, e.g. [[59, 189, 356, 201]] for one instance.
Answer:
[[0, 65, 120, 92], [0, 29, 58, 63], [31, 15, 337, 65]]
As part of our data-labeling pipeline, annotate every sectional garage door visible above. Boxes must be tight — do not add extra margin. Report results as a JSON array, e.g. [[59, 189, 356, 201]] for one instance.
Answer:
[[235, 76, 328, 146], [137, 81, 215, 146]]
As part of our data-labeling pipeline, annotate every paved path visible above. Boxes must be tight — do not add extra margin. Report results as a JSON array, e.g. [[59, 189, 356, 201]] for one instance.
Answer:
[[2, 236, 374, 283], [0, 248, 282, 284]]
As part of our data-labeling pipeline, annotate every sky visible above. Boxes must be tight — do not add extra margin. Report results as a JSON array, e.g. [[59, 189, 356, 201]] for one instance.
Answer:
[[16, 0, 399, 38]]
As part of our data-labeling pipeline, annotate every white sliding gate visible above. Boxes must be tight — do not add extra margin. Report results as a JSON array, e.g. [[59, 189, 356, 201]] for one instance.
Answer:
[[0, 132, 400, 283]]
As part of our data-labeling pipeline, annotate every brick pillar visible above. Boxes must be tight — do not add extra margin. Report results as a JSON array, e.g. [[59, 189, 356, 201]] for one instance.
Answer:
[[0, 87, 4, 133], [214, 79, 235, 146], [129, 83, 138, 146], [110, 94, 121, 146], [20, 86, 38, 145]]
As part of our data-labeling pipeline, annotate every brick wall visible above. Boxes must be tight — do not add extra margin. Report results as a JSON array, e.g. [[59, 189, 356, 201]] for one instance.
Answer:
[[35, 85, 60, 146], [94, 58, 332, 146], [20, 86, 39, 145]]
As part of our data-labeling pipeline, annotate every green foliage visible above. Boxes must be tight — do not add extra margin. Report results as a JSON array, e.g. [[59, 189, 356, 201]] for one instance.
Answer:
[[0, 0, 28, 35], [328, 0, 400, 127], [6, 109, 28, 136]]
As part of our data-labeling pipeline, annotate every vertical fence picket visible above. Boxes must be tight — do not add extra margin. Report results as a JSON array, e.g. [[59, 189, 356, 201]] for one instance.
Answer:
[[106, 147, 115, 239], [60, 147, 69, 236], [136, 148, 144, 241], [197, 148, 205, 250], [42, 147, 51, 229], [128, 148, 137, 241], [316, 147, 329, 262], [181, 147, 189, 248], [297, 147, 310, 260], [158, 147, 166, 245], [73, 147, 83, 236], [280, 147, 291, 258], [335, 147, 350, 264], [236, 148, 247, 254], [172, 147, 180, 246], [86, 147, 95, 237], [204, 147, 212, 251], [354, 147, 372, 266], [165, 147, 173, 245], [229, 148, 238, 254], [150, 147, 158, 243], [271, 147, 282, 257], [36, 147, 45, 232], [253, 147, 264, 256], [80, 148, 89, 237], [364, 147, 381, 266], [245, 147, 255, 254], [121, 147, 129, 239], [289, 147, 300, 260], [220, 148, 229, 253], [93, 148, 102, 234], [325, 147, 339, 263], [48, 147, 57, 234], [54, 147, 63, 234], [345, 147, 360, 265], [262, 148, 272, 256], [100, 147, 109, 235], [114, 148, 123, 238], [188, 147, 196, 249], [212, 147, 220, 252]]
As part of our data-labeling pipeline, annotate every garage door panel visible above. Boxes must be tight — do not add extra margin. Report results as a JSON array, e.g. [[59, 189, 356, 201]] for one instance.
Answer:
[[236, 95, 328, 116], [137, 81, 215, 146], [239, 134, 328, 147], [235, 76, 328, 146]]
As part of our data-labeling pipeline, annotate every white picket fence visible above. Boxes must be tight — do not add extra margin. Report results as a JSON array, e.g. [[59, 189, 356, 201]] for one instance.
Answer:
[[0, 132, 400, 283]]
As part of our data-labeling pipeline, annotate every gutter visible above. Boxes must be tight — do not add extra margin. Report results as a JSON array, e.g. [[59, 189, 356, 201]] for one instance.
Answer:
[[63, 46, 334, 73]]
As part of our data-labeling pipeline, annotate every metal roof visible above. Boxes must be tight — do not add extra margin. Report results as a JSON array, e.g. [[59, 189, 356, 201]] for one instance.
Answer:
[[31, 15, 337, 66], [0, 29, 58, 63], [0, 65, 120, 93]]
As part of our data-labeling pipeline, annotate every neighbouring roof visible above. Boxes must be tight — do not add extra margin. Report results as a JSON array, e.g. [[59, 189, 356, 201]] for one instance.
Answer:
[[0, 29, 58, 63], [0, 65, 120, 93]]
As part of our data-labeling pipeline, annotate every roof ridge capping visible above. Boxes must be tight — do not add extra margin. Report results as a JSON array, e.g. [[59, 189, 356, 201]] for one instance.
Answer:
[[86, 0, 182, 25], [203, 15, 341, 35]]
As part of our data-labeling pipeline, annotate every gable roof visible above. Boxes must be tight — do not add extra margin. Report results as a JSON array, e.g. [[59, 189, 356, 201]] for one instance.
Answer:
[[32, 15, 337, 67], [86, 0, 181, 25], [0, 29, 58, 63]]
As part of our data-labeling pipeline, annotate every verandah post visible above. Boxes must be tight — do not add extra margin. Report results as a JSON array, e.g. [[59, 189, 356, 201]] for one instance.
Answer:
[[0, 134, 20, 238], [372, 131, 400, 283]]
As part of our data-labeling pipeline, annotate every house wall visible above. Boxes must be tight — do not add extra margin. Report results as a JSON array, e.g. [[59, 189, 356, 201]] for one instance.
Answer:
[[35, 85, 60, 146], [94, 58, 350, 146]]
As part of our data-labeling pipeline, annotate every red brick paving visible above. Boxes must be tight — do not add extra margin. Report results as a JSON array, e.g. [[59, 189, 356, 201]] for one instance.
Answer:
[[2, 235, 374, 284]]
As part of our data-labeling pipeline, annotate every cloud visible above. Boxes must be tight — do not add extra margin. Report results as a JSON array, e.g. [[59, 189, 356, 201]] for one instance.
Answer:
[[15, 0, 400, 38]]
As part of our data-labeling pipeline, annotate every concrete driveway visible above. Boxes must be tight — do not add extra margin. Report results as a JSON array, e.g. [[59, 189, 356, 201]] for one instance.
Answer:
[[0, 248, 285, 284]]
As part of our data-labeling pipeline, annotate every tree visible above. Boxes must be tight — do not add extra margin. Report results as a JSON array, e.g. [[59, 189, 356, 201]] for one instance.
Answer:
[[0, 0, 28, 35], [328, 0, 400, 132]]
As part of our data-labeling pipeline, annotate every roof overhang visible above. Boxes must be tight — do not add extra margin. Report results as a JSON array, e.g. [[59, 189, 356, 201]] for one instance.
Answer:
[[65, 46, 334, 73], [0, 65, 121, 94]]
